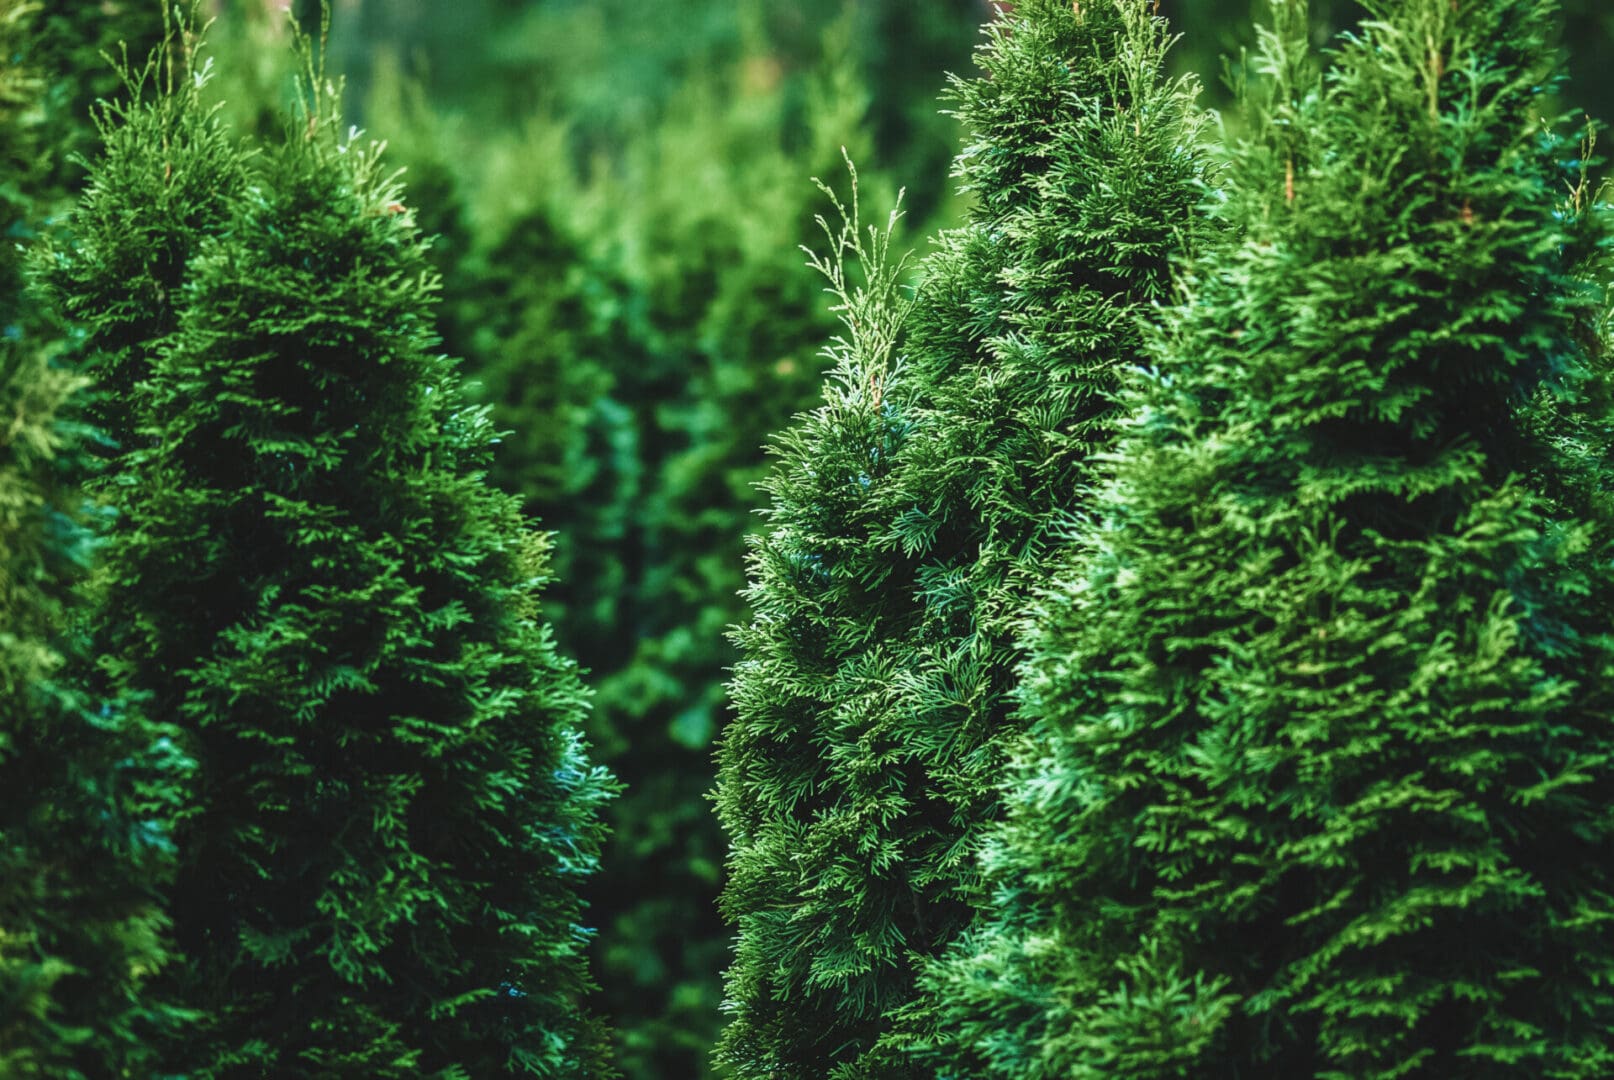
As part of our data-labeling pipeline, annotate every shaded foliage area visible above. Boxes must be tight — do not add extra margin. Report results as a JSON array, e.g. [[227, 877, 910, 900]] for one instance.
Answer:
[[492, 62, 898, 1080], [2, 2, 186, 1074], [8, 0, 1611, 1076], [31, 0, 165, 195]]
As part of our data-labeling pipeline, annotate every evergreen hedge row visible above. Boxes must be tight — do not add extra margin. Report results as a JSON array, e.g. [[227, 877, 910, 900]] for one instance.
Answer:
[[2, 0, 1610, 1076]]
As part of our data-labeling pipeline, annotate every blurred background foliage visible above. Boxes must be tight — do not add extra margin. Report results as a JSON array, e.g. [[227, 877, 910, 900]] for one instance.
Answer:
[[43, 1, 1606, 1078], [1169, 0, 1611, 119]]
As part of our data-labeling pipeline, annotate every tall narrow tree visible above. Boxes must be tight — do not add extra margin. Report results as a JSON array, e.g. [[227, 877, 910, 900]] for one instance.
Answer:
[[925, 0, 1614, 1075], [1, 2, 187, 1074], [715, 2, 1217, 1075], [49, 30, 617, 1078]]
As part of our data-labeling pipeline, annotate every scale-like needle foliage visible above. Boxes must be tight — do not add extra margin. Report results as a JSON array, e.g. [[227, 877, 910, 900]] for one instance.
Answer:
[[715, 3, 1217, 1075], [40, 24, 247, 448], [924, 0, 1614, 1075], [47, 29, 616, 1077]]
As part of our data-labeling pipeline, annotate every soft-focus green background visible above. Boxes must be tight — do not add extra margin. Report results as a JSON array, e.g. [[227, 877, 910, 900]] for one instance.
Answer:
[[190, 3, 1612, 1077]]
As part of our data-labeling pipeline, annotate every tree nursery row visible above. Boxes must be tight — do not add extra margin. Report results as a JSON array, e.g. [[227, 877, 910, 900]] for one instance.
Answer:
[[2, 0, 1612, 1077]]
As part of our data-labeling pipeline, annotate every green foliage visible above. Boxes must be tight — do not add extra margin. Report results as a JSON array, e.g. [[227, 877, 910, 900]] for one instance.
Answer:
[[570, 33, 913, 1079], [2, 0, 41, 324], [715, 2, 1218, 1076], [1169, 0, 1613, 121], [715, 175, 917, 1080], [49, 28, 616, 1077], [1, 3, 187, 1074], [923, 0, 1614, 1075], [330, 0, 982, 214], [32, 0, 163, 195], [368, 20, 930, 1076], [41, 20, 248, 446], [331, 6, 982, 1074]]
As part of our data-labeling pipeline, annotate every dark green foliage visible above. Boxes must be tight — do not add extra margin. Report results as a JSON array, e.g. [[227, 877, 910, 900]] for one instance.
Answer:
[[458, 211, 640, 547], [715, 182, 918, 1080], [392, 128, 685, 1078], [1556, 0, 1614, 121], [715, 3, 1217, 1075], [2, 0, 39, 328], [1, 3, 186, 1073], [580, 51, 898, 1079], [33, 0, 163, 195], [0, 292, 180, 1080], [50, 36, 616, 1077], [923, 0, 1614, 1075]]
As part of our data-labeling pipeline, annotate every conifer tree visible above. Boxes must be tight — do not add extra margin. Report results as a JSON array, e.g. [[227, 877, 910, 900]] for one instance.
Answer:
[[923, 0, 1614, 1075], [715, 3, 1216, 1075], [50, 29, 616, 1077], [1, 2, 186, 1073]]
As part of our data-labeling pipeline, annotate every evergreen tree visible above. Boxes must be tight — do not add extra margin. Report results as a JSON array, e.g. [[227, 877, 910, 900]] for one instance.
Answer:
[[50, 31, 616, 1078], [1, 2, 186, 1073], [1168, 0, 1614, 122], [715, 3, 1216, 1075], [924, 0, 1614, 1075]]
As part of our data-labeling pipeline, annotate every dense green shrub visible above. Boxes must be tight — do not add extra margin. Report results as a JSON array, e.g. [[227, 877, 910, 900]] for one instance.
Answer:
[[49, 31, 617, 1076], [1, 3, 187, 1073], [1171, 0, 1612, 121], [922, 0, 1614, 1075], [715, 2, 1217, 1075]]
